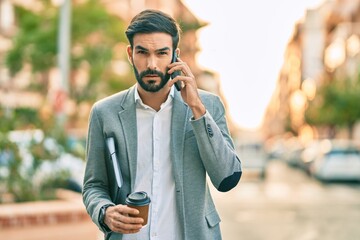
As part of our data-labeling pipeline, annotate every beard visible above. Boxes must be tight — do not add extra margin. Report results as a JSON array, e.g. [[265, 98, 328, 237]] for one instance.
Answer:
[[133, 66, 171, 92]]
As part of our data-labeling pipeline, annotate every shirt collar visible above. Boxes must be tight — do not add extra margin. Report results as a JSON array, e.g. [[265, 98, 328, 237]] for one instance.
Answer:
[[135, 84, 175, 108]]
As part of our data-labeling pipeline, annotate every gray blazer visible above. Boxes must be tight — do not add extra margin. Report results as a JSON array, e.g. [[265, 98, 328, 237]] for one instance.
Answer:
[[83, 85, 242, 240]]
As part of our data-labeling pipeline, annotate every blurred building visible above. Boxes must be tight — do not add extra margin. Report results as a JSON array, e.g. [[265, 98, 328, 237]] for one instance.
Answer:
[[263, 0, 360, 141], [0, 0, 238, 134]]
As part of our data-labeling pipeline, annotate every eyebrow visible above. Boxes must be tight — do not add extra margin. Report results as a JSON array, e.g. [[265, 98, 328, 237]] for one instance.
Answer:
[[135, 46, 148, 51], [135, 46, 171, 53], [156, 47, 171, 52]]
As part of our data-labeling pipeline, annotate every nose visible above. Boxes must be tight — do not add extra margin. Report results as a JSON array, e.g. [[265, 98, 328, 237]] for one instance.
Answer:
[[146, 55, 157, 70]]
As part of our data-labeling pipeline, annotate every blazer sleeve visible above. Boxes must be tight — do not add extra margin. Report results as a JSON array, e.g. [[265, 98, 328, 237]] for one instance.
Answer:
[[190, 95, 242, 192], [82, 104, 115, 232]]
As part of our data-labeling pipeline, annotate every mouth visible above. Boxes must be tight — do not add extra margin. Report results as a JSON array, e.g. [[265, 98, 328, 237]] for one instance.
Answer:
[[143, 75, 160, 84], [144, 74, 160, 78]]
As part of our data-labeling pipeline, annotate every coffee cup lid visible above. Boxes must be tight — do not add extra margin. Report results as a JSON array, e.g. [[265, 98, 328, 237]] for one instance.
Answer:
[[125, 191, 151, 206]]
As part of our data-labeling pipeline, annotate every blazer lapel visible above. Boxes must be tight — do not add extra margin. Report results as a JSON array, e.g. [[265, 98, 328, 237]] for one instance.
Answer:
[[118, 86, 137, 191]]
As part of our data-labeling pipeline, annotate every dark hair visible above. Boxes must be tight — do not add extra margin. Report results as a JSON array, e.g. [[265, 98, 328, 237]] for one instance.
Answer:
[[125, 9, 181, 51]]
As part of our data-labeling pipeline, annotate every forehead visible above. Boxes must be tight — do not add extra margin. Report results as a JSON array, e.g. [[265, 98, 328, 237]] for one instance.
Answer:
[[133, 32, 173, 51]]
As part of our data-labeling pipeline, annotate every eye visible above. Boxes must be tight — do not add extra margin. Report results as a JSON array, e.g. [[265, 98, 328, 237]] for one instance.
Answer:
[[157, 51, 169, 57]]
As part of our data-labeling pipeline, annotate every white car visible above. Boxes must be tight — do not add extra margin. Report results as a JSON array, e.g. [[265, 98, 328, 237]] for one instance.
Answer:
[[310, 139, 360, 181]]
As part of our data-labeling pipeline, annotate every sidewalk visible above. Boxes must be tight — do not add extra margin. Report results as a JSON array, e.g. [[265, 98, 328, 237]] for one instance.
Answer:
[[0, 189, 100, 240], [1, 220, 99, 240]]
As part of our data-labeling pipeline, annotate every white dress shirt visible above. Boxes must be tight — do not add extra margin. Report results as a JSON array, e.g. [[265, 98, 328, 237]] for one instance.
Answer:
[[122, 86, 182, 240]]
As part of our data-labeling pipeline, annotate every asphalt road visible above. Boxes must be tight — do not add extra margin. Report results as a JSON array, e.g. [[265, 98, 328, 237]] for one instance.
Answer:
[[212, 159, 360, 240]]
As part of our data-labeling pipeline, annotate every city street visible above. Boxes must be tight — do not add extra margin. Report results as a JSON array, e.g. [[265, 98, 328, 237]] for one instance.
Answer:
[[212, 159, 360, 240]]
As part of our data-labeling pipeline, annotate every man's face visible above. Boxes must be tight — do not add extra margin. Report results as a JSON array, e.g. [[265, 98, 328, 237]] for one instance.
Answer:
[[127, 32, 173, 92]]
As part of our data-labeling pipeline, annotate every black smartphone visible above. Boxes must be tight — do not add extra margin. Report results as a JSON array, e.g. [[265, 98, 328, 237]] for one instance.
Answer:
[[171, 52, 182, 91]]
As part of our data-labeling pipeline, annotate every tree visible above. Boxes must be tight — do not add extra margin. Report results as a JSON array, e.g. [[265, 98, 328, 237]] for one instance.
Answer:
[[5, 0, 131, 112], [305, 74, 360, 139], [5, 3, 57, 93]]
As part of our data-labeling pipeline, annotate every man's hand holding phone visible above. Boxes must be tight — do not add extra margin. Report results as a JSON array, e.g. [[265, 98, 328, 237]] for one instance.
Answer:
[[168, 53, 206, 119]]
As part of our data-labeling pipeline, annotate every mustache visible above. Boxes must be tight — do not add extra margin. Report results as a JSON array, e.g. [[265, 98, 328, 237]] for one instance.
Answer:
[[139, 69, 165, 78]]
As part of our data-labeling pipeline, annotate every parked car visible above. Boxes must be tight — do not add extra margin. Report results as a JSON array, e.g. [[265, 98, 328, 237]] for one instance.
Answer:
[[297, 140, 324, 174], [309, 139, 360, 181], [236, 141, 267, 178], [283, 145, 304, 168], [264, 136, 287, 160], [275, 137, 304, 168]]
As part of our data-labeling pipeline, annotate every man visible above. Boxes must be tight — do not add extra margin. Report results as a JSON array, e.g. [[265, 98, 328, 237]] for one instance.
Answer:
[[83, 9, 242, 240]]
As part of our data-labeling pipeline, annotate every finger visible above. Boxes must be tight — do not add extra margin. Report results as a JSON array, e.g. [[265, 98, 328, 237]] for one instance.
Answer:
[[170, 75, 195, 87], [115, 213, 144, 224], [168, 60, 186, 71], [109, 216, 143, 234], [113, 204, 140, 216], [168, 65, 183, 75], [121, 206, 140, 216], [167, 76, 182, 88], [171, 67, 194, 80], [113, 219, 143, 230]]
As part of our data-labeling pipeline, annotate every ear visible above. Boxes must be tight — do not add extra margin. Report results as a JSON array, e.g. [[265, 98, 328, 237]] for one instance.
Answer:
[[127, 45, 133, 65]]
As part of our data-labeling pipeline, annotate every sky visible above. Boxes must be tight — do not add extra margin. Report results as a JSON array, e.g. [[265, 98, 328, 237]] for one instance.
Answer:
[[183, 0, 325, 130]]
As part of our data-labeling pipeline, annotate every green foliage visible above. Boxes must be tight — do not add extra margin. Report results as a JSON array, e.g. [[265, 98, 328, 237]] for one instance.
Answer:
[[5, 0, 128, 103], [70, 0, 128, 102], [6, 5, 58, 75], [305, 75, 360, 136], [0, 107, 42, 132], [71, 0, 126, 43], [72, 45, 114, 102]]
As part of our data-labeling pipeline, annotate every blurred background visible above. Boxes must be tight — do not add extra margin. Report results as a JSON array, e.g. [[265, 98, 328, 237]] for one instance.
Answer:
[[1, 0, 360, 239]]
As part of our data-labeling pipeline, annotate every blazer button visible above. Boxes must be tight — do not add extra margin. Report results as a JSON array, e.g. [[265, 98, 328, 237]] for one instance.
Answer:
[[206, 124, 214, 138]]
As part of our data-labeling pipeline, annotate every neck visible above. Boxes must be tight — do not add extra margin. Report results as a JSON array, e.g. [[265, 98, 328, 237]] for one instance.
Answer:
[[137, 85, 171, 111]]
